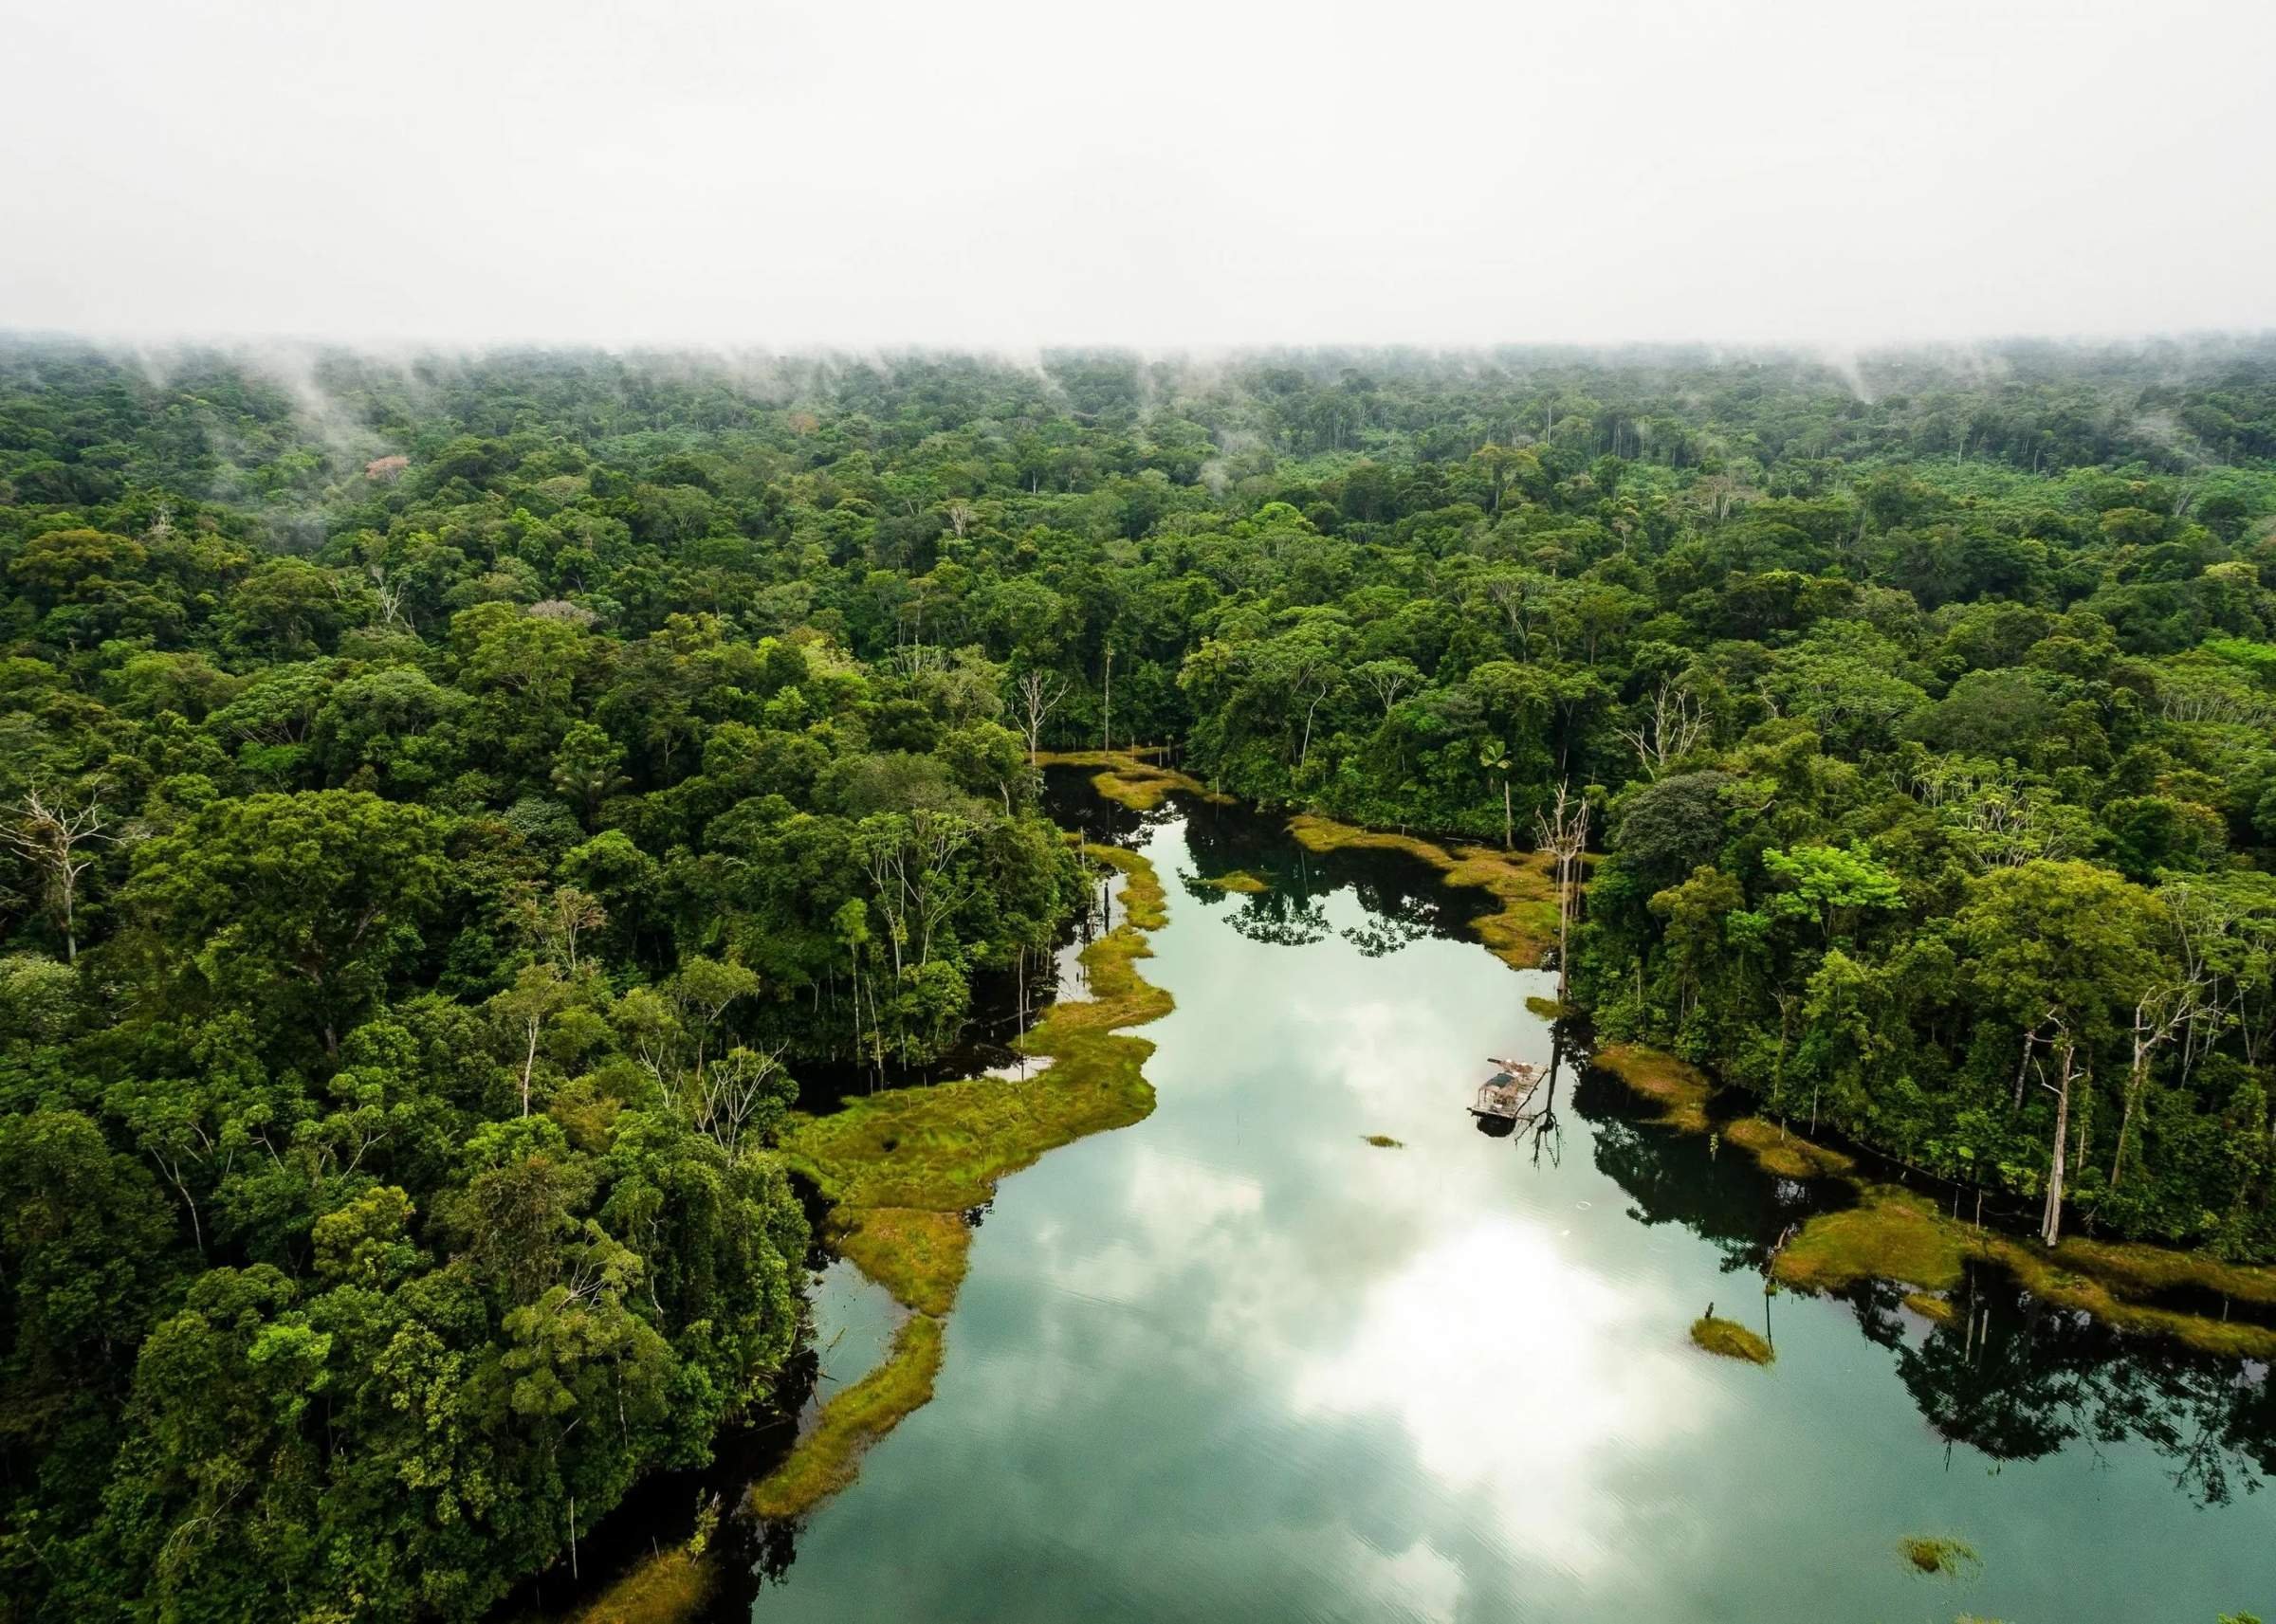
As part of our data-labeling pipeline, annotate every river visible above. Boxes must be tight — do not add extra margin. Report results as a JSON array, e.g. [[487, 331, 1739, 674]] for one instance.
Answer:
[[725, 790, 2275, 1622]]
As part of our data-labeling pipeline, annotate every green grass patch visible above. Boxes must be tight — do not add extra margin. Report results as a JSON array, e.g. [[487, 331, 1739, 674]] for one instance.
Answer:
[[1593, 1042, 1715, 1134], [759, 840, 1177, 1524], [1203, 869, 1270, 893], [1771, 1186, 2276, 1359], [1990, 1239, 2276, 1361], [1775, 1188, 1968, 1295], [568, 1544, 712, 1624], [1903, 1291, 1958, 1323], [747, 1315, 944, 1520], [2047, 1236, 2276, 1309], [1035, 749, 1232, 810], [1362, 1134, 1404, 1149], [1898, 1535, 1980, 1578], [830, 1208, 968, 1318], [1724, 1116, 1854, 1180], [1689, 1315, 1774, 1364], [1524, 994, 1566, 1020], [1286, 813, 1562, 970]]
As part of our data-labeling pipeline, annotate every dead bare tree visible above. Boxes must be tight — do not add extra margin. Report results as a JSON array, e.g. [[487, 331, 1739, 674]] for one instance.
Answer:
[[368, 561, 413, 633], [2111, 981, 2205, 1191], [1534, 784, 1591, 1002], [696, 1044, 790, 1160], [1013, 669, 1070, 761], [2037, 1026, 2081, 1248], [1613, 679, 1709, 778], [1, 788, 113, 961]]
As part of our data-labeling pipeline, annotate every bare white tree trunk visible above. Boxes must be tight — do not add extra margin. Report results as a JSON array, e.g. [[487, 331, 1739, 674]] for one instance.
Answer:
[[2041, 1039, 2077, 1248], [1534, 785, 1590, 1002], [1, 788, 113, 962]]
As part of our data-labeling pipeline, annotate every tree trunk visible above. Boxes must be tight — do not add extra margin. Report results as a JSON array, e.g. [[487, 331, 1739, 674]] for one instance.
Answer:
[[2041, 1042, 2075, 1248]]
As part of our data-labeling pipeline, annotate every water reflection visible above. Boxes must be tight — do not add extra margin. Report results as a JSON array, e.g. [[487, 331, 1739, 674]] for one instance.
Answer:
[[673, 799, 2276, 1622]]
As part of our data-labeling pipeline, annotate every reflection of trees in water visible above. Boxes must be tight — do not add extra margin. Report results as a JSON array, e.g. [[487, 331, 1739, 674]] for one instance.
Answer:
[[1341, 914, 1432, 957], [1894, 1286, 2276, 1506], [1582, 1096, 1810, 1280], [1226, 889, 1333, 947], [1575, 1060, 2276, 1506], [1887, 1284, 2086, 1464], [1176, 802, 1474, 953]]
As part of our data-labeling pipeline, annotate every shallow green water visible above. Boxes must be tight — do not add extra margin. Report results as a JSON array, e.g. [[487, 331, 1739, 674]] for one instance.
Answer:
[[749, 804, 2276, 1623]]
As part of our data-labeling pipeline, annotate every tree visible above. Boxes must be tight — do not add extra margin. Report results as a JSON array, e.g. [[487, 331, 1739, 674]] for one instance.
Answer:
[[1956, 861, 2166, 1245], [0, 786, 113, 960], [122, 792, 447, 1060], [1011, 667, 1069, 761], [1759, 844, 1905, 947], [1352, 657, 1422, 718], [1615, 678, 1710, 779], [551, 722, 627, 825], [1536, 784, 1591, 1002]]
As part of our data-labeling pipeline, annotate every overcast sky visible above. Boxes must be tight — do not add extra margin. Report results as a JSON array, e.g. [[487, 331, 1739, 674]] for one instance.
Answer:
[[3, 0, 2268, 350]]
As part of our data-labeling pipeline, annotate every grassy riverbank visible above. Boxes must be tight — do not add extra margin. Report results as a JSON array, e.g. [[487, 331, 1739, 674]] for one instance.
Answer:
[[758, 842, 1172, 1514], [1286, 813, 1563, 970], [1594, 1041, 2276, 1360], [571, 842, 1175, 1621], [1034, 748, 1233, 812]]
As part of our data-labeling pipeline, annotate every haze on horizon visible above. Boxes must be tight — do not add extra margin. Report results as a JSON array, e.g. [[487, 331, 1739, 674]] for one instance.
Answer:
[[4, 0, 2269, 352]]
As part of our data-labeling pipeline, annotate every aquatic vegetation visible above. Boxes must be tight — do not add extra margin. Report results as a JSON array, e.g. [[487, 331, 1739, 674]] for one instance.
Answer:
[[1723, 1116, 1855, 1180], [1036, 749, 1232, 811], [1689, 1315, 1774, 1364], [762, 842, 1175, 1519], [1286, 814, 1562, 970], [1771, 1186, 2276, 1359], [1775, 1188, 1968, 1294], [1204, 869, 1271, 893], [831, 1208, 969, 1318], [570, 1543, 713, 1624], [1903, 1291, 1958, 1323], [748, 1316, 945, 1519], [2047, 1237, 2276, 1309], [1524, 994, 1566, 1020], [1590, 1040, 2275, 1359], [1362, 1134, 1404, 1149], [1989, 1240, 2276, 1361], [1592, 1042, 1715, 1133], [1898, 1535, 1981, 1578]]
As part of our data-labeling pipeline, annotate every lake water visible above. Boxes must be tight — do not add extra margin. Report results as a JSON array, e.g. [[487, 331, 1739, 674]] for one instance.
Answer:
[[741, 796, 2276, 1623]]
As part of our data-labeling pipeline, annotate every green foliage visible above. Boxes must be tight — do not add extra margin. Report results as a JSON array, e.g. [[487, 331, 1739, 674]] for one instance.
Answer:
[[7, 337, 2276, 1614]]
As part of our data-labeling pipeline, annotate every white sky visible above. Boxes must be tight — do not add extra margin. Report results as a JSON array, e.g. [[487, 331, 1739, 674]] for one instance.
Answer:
[[3, 0, 2269, 348]]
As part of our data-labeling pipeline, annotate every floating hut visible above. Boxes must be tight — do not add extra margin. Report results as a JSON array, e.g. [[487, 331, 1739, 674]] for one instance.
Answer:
[[1470, 1057, 1545, 1120]]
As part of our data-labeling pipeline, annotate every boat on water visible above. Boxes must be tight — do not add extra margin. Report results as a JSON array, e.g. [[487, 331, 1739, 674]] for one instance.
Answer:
[[1470, 1056, 1545, 1120]]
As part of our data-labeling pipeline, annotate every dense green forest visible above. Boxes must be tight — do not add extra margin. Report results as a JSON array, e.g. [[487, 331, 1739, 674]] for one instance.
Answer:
[[5, 336, 2276, 1620]]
